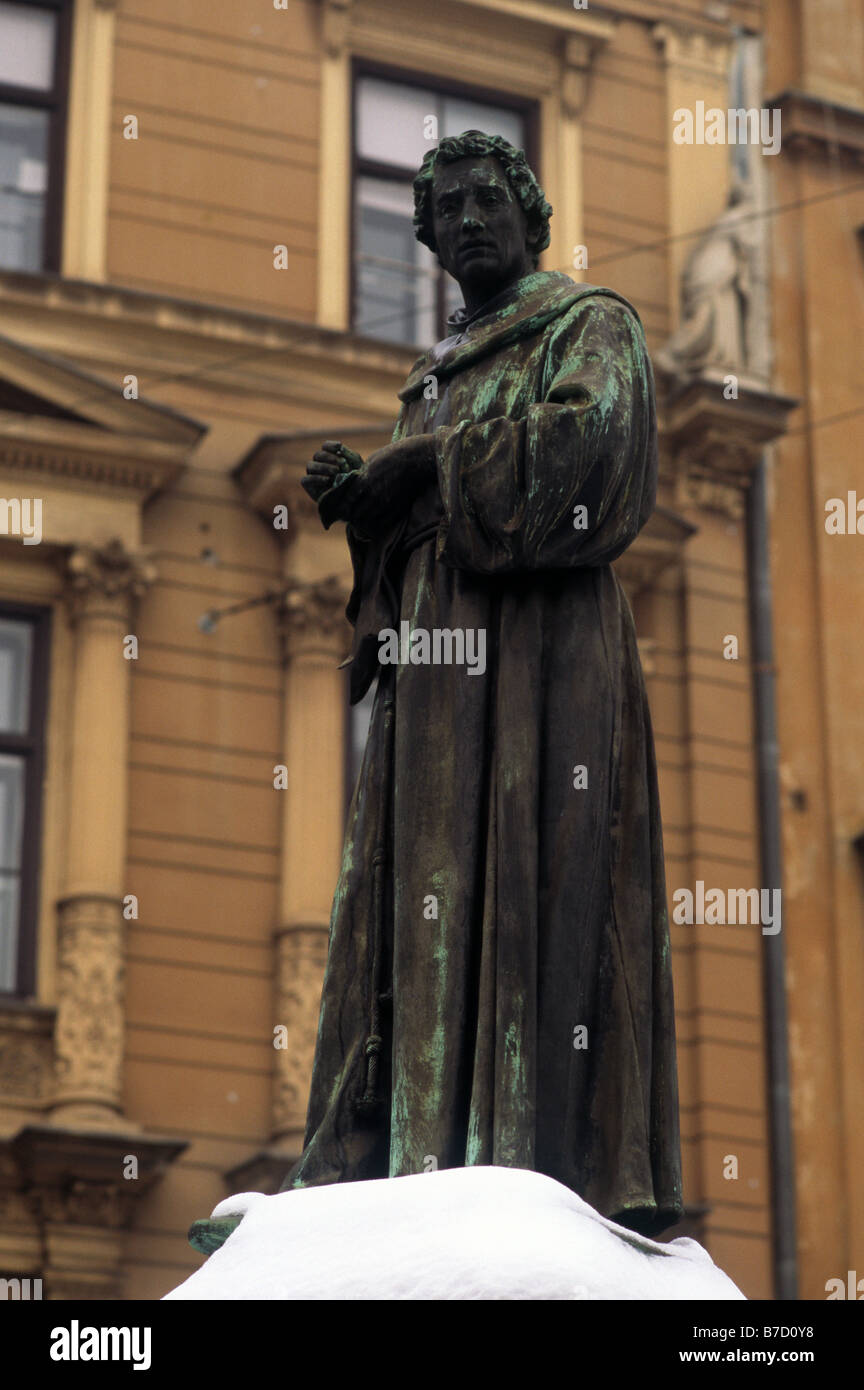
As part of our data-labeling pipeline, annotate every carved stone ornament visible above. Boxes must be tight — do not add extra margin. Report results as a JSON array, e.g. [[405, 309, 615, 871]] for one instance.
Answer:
[[53, 898, 125, 1112], [0, 1038, 48, 1099], [36, 1180, 124, 1230], [277, 574, 349, 660], [64, 538, 157, 620], [66, 537, 158, 597], [676, 469, 747, 521], [272, 925, 329, 1135]]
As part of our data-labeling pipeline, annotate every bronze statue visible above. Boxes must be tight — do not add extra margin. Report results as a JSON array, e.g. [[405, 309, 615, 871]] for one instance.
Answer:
[[287, 131, 683, 1236]]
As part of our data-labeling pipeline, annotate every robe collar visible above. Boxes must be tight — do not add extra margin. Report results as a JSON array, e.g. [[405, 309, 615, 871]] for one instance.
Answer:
[[398, 270, 610, 403]]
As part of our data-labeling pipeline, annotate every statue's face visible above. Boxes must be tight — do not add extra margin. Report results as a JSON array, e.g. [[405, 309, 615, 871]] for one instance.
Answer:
[[431, 155, 535, 303]]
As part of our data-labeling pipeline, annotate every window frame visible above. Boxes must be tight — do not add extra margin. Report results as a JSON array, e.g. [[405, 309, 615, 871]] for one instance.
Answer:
[[0, 600, 50, 998], [350, 57, 540, 345], [0, 0, 74, 273]]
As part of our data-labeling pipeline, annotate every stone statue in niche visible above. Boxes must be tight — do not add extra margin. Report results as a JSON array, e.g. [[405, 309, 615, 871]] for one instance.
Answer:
[[657, 177, 769, 383]]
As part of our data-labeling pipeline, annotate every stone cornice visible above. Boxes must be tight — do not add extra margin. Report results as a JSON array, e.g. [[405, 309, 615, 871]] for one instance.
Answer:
[[450, 0, 616, 42], [331, 0, 616, 100], [0, 322, 206, 504], [0, 415, 188, 500], [766, 89, 864, 165], [658, 370, 799, 483], [0, 330, 204, 446], [653, 18, 732, 79], [7, 1125, 188, 1228], [0, 271, 416, 414]]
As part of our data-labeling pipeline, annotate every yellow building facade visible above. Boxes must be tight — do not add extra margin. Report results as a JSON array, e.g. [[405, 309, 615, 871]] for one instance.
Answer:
[[0, 0, 860, 1302]]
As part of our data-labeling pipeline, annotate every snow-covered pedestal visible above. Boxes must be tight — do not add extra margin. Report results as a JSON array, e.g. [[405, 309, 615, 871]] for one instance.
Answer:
[[165, 1165, 745, 1301]]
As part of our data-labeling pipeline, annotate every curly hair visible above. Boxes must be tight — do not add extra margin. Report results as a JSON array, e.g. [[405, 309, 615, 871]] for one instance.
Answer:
[[412, 130, 553, 267]]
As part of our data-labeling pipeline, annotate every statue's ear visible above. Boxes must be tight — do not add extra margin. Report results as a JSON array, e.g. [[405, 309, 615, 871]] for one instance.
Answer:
[[525, 215, 544, 255]]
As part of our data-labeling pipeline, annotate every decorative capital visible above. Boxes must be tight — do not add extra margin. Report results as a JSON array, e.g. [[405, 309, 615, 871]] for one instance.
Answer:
[[64, 538, 157, 622], [277, 575, 350, 661], [676, 469, 748, 521]]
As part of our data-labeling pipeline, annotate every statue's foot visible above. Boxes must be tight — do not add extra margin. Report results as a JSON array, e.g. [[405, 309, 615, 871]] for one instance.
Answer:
[[188, 1214, 243, 1256]]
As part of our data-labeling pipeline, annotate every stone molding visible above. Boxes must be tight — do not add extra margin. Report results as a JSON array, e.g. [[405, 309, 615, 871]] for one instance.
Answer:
[[653, 20, 732, 81], [767, 88, 864, 164], [1, 1124, 187, 1297], [657, 370, 798, 518]]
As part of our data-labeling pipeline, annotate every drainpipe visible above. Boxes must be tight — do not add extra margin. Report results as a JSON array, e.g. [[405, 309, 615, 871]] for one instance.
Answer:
[[747, 453, 798, 1301]]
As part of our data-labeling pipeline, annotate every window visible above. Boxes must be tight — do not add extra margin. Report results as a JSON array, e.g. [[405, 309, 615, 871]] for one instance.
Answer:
[[0, 605, 49, 995], [0, 0, 72, 272], [353, 65, 535, 345]]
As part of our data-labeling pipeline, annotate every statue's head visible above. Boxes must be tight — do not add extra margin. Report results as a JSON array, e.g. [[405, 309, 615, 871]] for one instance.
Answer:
[[412, 130, 553, 307]]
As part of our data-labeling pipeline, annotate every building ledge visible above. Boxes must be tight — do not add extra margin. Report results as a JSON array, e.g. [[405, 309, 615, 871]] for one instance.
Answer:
[[767, 88, 864, 163], [6, 1124, 188, 1227]]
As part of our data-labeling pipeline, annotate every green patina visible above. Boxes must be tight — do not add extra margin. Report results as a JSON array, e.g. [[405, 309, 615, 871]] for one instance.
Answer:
[[182, 132, 683, 1252], [187, 1215, 243, 1257]]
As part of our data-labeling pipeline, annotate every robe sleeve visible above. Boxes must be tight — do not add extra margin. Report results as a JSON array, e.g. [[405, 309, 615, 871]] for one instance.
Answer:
[[433, 295, 658, 574]]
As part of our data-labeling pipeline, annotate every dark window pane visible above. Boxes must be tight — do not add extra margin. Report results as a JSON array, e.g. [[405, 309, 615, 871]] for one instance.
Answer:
[[0, 102, 49, 271], [355, 175, 438, 344], [0, 752, 24, 993], [0, 617, 32, 733], [0, 870, 21, 992], [0, 752, 25, 871], [0, 2, 56, 91], [356, 76, 440, 170], [441, 96, 524, 149]]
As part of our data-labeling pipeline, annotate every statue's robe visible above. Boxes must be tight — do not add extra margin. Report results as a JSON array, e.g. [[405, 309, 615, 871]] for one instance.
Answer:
[[283, 270, 683, 1235]]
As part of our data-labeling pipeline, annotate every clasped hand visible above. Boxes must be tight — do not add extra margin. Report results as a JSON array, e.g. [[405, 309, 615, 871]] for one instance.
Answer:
[[301, 435, 437, 536]]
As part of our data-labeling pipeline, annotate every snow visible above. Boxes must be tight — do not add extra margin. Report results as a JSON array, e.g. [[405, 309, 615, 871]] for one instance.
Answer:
[[164, 1165, 745, 1301]]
